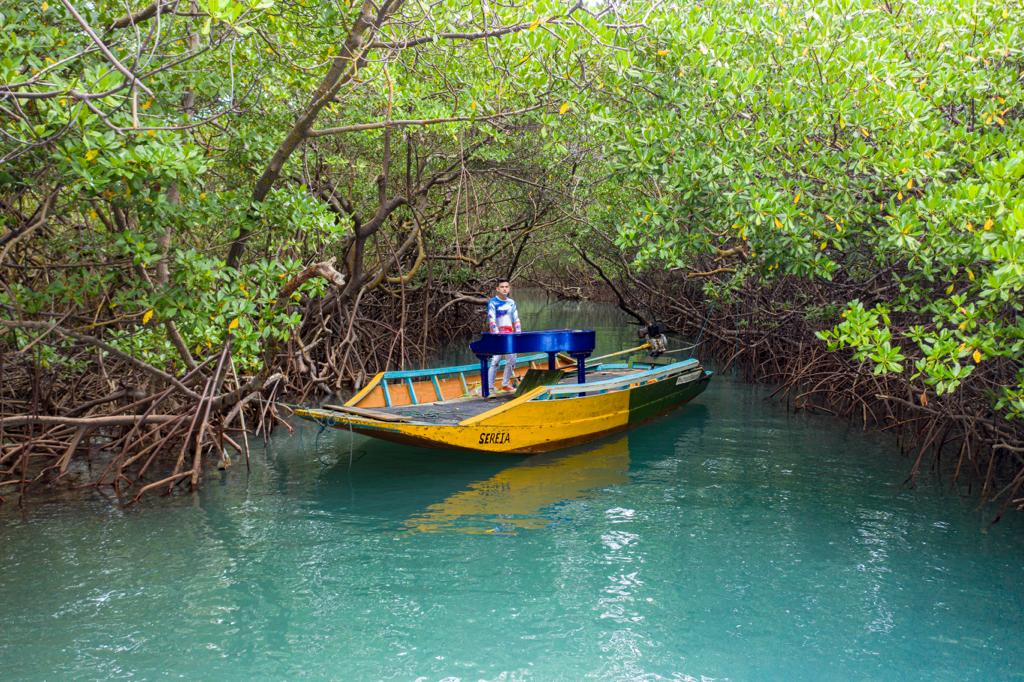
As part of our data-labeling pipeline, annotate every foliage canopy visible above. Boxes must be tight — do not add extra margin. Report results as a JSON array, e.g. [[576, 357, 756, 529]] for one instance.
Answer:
[[2, 0, 1023, 425]]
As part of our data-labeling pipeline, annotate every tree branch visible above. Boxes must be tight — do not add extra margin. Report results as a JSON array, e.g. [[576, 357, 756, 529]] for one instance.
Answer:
[[227, 0, 405, 267], [59, 0, 155, 97], [108, 0, 178, 30], [309, 105, 541, 137], [370, 7, 582, 50], [0, 414, 178, 428], [0, 319, 200, 399]]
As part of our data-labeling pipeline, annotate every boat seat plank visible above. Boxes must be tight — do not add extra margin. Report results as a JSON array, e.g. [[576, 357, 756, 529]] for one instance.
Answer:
[[515, 368, 566, 396], [322, 404, 413, 423]]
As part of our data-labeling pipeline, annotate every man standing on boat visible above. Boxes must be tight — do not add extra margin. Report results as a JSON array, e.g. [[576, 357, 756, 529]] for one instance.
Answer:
[[487, 279, 521, 392]]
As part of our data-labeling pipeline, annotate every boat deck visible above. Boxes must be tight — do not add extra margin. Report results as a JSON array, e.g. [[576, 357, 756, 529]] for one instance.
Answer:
[[378, 366, 641, 425]]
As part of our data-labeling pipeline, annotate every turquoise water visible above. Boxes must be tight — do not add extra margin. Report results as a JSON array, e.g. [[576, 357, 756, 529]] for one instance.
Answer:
[[2, 296, 1023, 680]]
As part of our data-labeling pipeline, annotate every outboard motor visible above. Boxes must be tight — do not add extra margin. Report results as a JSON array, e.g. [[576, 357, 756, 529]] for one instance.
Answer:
[[639, 321, 669, 357]]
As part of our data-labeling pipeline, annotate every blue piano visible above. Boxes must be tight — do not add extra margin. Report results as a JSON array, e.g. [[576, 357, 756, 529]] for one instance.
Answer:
[[469, 329, 596, 397]]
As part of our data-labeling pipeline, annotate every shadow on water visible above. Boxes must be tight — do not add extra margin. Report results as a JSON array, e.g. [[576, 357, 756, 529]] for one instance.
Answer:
[[402, 435, 632, 535], [304, 402, 712, 535]]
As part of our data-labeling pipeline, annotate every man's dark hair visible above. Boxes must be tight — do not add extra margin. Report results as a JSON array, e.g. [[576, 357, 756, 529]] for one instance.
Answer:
[[495, 278, 510, 287]]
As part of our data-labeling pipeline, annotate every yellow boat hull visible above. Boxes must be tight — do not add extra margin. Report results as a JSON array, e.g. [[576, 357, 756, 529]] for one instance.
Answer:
[[294, 360, 711, 454]]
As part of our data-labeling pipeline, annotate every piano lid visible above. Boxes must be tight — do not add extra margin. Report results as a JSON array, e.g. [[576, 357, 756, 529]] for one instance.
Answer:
[[469, 329, 596, 356]]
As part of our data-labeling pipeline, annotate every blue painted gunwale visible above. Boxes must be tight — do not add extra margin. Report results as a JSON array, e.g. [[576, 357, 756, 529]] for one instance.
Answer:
[[378, 356, 700, 398], [533, 358, 702, 399]]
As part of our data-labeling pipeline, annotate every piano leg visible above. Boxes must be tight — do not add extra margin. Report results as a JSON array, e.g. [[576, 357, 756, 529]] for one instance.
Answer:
[[478, 356, 490, 398], [573, 354, 587, 385]]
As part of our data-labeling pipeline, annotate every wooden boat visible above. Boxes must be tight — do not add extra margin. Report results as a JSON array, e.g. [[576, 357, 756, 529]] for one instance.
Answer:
[[292, 329, 712, 454]]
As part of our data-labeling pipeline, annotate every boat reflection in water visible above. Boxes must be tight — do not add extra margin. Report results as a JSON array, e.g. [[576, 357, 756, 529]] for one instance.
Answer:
[[404, 435, 630, 535]]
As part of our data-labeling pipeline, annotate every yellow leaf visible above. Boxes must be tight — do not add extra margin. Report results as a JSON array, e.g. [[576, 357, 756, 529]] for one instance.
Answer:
[[559, 102, 570, 115], [973, 350, 982, 364], [142, 99, 153, 110], [945, 283, 954, 295], [983, 217, 993, 231], [919, 392, 928, 407], [657, 49, 669, 56], [775, 35, 783, 46], [84, 149, 98, 162], [142, 309, 154, 325], [793, 192, 801, 205], [88, 209, 98, 220], [228, 317, 239, 331], [470, 100, 477, 111], [774, 217, 783, 229], [958, 321, 967, 331], [199, 192, 207, 201], [897, 191, 903, 201], [906, 178, 913, 189], [966, 222, 974, 232], [819, 241, 827, 251], [42, 1, 48, 10], [1003, 7, 1009, 17], [529, 18, 540, 31], [147, 130, 155, 137], [996, 116, 1005, 126], [967, 268, 975, 281], [860, 127, 870, 138]]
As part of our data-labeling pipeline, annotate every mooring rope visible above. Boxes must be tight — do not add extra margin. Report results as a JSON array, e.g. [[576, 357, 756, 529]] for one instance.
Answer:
[[347, 417, 354, 469], [656, 303, 715, 359], [689, 302, 715, 358], [314, 417, 327, 453]]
